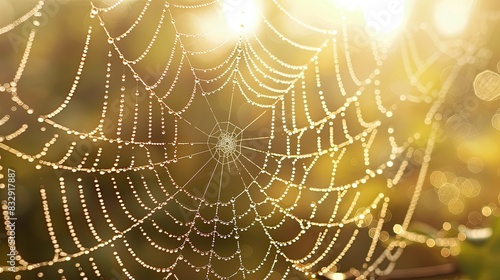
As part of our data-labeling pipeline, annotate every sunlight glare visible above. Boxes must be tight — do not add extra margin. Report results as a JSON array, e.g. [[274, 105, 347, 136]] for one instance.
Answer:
[[334, 0, 411, 38], [221, 0, 261, 34], [434, 0, 475, 37], [334, 0, 369, 11]]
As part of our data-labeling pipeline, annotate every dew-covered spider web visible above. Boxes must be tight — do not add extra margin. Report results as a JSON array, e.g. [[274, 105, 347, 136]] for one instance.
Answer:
[[0, 0, 497, 279]]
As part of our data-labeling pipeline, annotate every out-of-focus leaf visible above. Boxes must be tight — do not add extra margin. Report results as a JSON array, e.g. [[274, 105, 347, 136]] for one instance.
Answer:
[[458, 216, 500, 280]]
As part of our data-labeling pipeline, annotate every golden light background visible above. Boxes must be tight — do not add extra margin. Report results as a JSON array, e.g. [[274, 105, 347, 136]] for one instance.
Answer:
[[0, 0, 500, 279]]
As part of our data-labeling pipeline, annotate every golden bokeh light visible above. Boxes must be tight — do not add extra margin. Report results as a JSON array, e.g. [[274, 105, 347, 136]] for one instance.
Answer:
[[474, 70, 500, 101], [1, 0, 500, 279], [221, 0, 261, 34], [492, 109, 500, 130], [333, 0, 411, 40], [433, 0, 475, 37]]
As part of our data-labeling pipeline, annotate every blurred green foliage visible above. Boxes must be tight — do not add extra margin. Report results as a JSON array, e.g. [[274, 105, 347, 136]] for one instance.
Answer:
[[458, 216, 500, 280]]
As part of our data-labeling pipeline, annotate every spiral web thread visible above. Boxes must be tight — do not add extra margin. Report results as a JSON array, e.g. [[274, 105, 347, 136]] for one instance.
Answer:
[[0, 0, 493, 279]]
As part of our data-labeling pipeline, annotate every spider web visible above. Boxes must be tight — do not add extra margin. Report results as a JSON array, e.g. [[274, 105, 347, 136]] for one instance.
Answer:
[[0, 0, 493, 279]]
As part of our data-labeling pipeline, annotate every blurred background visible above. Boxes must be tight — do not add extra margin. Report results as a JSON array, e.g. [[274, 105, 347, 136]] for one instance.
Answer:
[[1, 0, 500, 279]]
